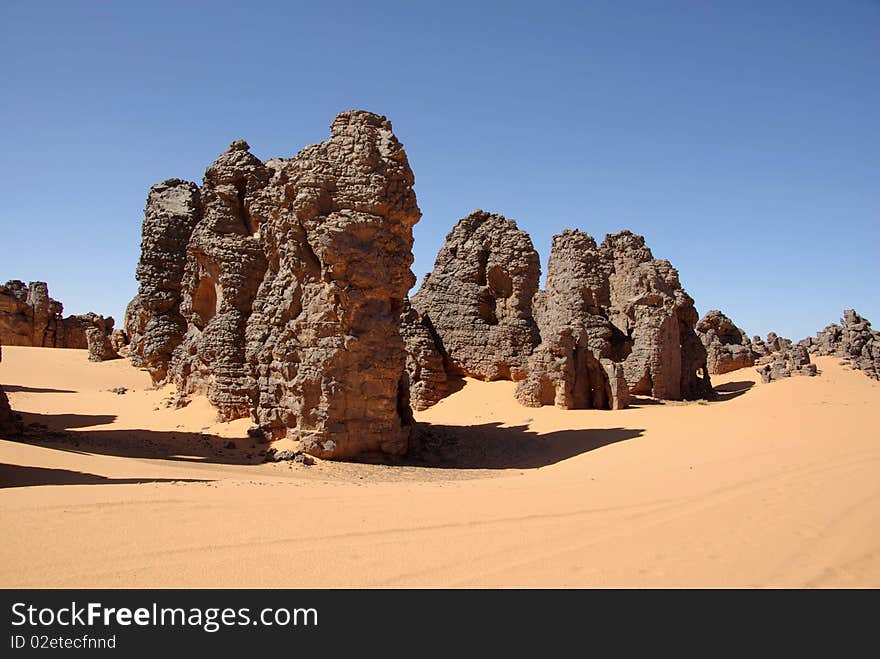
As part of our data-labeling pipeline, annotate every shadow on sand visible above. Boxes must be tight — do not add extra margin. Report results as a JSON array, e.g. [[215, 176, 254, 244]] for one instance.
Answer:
[[0, 463, 211, 489], [10, 411, 266, 466], [6, 411, 643, 471], [712, 380, 754, 402], [407, 422, 644, 470], [3, 385, 78, 394]]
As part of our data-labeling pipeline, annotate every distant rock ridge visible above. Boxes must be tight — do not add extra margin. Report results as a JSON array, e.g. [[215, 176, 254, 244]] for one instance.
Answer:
[[0, 280, 113, 349], [802, 309, 879, 380], [127, 110, 420, 460], [696, 310, 756, 375]]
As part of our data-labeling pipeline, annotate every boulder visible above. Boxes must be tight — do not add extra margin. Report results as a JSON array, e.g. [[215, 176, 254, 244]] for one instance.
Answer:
[[86, 327, 120, 362], [696, 309, 756, 375]]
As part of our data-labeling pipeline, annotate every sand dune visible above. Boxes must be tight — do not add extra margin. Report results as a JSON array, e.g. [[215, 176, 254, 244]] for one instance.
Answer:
[[1, 345, 878, 587]]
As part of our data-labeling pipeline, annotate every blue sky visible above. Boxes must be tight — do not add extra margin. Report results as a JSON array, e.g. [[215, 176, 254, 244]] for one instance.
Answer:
[[1, 0, 877, 341]]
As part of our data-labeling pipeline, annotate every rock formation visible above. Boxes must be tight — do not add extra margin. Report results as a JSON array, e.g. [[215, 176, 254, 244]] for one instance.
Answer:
[[0, 341, 20, 435], [400, 301, 448, 411], [755, 342, 817, 383], [696, 310, 756, 375], [86, 327, 120, 362], [411, 210, 541, 381], [128, 110, 420, 460], [516, 229, 711, 408], [0, 280, 113, 349], [803, 309, 879, 380], [600, 231, 713, 400], [515, 230, 631, 409], [126, 179, 201, 382]]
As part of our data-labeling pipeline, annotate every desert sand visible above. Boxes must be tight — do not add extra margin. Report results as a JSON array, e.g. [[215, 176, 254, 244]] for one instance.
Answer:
[[1, 345, 878, 588]]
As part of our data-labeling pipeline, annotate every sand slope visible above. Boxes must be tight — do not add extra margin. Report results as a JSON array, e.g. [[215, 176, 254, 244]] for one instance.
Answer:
[[1, 346, 878, 587]]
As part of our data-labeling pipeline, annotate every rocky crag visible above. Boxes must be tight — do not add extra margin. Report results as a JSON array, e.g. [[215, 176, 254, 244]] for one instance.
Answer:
[[0, 280, 113, 349], [411, 211, 541, 382], [127, 110, 420, 460], [802, 309, 879, 380], [515, 230, 631, 409], [696, 310, 756, 375], [516, 229, 712, 408], [752, 332, 817, 383]]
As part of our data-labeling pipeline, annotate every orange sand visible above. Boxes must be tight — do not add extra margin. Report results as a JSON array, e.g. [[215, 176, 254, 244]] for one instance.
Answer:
[[1, 345, 878, 587]]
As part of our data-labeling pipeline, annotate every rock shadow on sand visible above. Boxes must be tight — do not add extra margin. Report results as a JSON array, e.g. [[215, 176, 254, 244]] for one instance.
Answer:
[[0, 463, 211, 489], [6, 411, 265, 466], [712, 380, 754, 402], [2, 385, 78, 394], [408, 422, 643, 470]]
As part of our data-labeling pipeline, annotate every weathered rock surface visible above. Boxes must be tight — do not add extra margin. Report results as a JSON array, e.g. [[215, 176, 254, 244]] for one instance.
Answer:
[[412, 210, 541, 382], [803, 309, 879, 380], [128, 110, 420, 460], [400, 301, 449, 411], [515, 230, 631, 409], [86, 327, 120, 362], [0, 341, 21, 435], [600, 231, 712, 400], [127, 179, 201, 382], [755, 343, 817, 383], [0, 280, 113, 349], [110, 329, 129, 354], [696, 310, 756, 375], [754, 332, 817, 382], [517, 229, 712, 407]]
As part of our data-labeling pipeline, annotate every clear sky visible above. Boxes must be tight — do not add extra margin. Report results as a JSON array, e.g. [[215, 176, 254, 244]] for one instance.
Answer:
[[1, 0, 877, 341]]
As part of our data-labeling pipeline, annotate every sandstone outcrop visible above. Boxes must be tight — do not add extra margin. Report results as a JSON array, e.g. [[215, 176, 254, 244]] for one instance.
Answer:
[[515, 230, 631, 409], [127, 179, 201, 382], [601, 231, 713, 400], [86, 327, 120, 362], [516, 229, 712, 408], [803, 309, 879, 380], [696, 310, 756, 375], [400, 301, 448, 411], [128, 110, 420, 460], [0, 280, 113, 349], [0, 341, 20, 435], [411, 210, 541, 381], [755, 342, 817, 383]]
